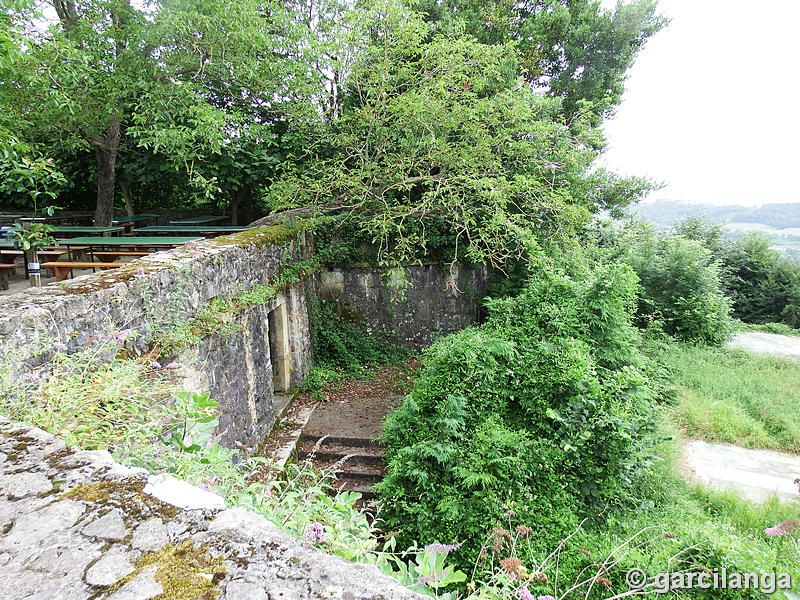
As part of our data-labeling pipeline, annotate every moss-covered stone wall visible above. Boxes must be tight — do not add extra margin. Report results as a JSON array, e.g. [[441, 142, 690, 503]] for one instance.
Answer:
[[0, 226, 314, 450]]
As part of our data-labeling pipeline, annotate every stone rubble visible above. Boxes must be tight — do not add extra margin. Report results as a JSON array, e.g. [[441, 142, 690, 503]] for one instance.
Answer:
[[0, 418, 424, 600]]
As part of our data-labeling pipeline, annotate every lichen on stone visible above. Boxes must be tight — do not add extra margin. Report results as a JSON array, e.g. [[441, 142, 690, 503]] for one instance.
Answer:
[[62, 479, 180, 520], [134, 540, 226, 600]]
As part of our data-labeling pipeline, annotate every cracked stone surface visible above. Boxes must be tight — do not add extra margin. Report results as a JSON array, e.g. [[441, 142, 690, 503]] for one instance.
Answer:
[[82, 508, 128, 541], [85, 549, 136, 587], [130, 518, 169, 552], [0, 418, 424, 600]]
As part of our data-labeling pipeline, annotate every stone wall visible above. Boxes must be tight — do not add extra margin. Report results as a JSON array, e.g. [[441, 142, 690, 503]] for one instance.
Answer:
[[317, 263, 489, 347], [0, 418, 425, 600], [0, 226, 314, 451]]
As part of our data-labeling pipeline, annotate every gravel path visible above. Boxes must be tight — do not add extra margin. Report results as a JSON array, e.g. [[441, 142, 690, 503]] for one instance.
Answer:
[[726, 331, 800, 357]]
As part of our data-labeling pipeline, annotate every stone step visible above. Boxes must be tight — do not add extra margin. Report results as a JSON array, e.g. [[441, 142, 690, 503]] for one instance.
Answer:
[[274, 393, 296, 422], [300, 433, 376, 449], [313, 460, 385, 483], [297, 440, 385, 465]]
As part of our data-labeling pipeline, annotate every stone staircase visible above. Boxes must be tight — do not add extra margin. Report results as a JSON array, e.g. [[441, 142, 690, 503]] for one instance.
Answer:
[[297, 433, 387, 501]]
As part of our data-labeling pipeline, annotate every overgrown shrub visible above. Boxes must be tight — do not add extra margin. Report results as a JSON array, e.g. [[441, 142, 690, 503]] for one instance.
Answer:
[[608, 220, 733, 344], [719, 234, 800, 328], [376, 254, 658, 572], [673, 217, 800, 329]]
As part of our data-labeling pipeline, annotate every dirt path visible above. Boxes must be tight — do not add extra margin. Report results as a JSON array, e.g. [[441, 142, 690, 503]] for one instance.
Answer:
[[726, 331, 800, 357], [683, 440, 800, 502]]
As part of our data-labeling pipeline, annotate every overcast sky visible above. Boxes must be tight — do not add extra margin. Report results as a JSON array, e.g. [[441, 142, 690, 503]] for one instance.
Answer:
[[597, 0, 800, 206]]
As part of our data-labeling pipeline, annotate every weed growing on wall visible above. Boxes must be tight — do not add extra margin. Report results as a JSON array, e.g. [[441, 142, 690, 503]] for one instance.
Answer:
[[301, 297, 411, 396], [151, 257, 319, 355]]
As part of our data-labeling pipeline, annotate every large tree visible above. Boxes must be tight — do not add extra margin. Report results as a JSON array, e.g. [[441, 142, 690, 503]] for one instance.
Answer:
[[0, 0, 317, 224], [410, 0, 666, 123], [256, 0, 656, 269]]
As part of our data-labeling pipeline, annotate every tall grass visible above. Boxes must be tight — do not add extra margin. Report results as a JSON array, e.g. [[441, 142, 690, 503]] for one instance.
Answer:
[[647, 341, 800, 452]]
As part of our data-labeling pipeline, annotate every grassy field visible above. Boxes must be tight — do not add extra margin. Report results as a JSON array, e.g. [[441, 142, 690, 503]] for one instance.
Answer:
[[647, 341, 800, 453], [590, 423, 800, 598]]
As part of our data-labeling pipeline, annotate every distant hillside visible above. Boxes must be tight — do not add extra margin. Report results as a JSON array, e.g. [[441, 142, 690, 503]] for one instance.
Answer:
[[630, 200, 800, 260], [631, 200, 800, 229]]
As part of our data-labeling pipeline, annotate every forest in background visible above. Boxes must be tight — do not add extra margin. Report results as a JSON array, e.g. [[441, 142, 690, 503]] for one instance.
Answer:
[[632, 200, 800, 259]]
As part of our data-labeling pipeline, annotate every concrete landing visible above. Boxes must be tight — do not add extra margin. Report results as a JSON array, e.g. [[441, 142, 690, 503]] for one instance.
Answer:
[[727, 331, 800, 358], [304, 395, 403, 442], [683, 439, 800, 502]]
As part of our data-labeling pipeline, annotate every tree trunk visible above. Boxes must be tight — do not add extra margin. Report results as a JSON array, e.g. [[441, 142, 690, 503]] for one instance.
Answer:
[[230, 195, 240, 227], [91, 120, 121, 226], [119, 179, 134, 216], [231, 186, 253, 226]]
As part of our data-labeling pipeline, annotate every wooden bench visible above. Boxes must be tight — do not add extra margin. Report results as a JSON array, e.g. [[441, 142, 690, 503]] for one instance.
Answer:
[[38, 249, 70, 262], [93, 251, 151, 262], [0, 250, 23, 265], [0, 264, 16, 290], [41, 261, 123, 282]]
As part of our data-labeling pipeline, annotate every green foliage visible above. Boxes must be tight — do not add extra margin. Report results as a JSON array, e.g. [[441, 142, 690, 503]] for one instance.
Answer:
[[640, 214, 800, 329], [741, 321, 800, 337], [7, 220, 57, 252], [377, 251, 658, 572], [605, 219, 734, 344], [412, 0, 667, 123], [302, 298, 410, 393], [719, 234, 800, 328], [0, 131, 68, 208], [0, 0, 321, 220], [571, 421, 800, 600], [313, 214, 469, 267], [264, 0, 655, 269]]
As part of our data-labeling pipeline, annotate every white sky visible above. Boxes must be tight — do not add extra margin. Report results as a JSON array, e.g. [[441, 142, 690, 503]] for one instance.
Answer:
[[598, 0, 800, 206]]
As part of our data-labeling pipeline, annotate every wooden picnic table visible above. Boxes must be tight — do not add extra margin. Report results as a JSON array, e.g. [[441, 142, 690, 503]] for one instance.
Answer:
[[61, 236, 201, 247], [0, 250, 22, 265], [19, 212, 94, 224], [170, 215, 227, 225], [51, 226, 124, 238], [60, 236, 202, 258], [133, 225, 249, 236], [57, 236, 201, 279], [111, 214, 161, 233], [112, 214, 160, 225]]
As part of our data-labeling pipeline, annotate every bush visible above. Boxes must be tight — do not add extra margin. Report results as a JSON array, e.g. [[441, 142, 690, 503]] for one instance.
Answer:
[[301, 298, 410, 393], [376, 254, 658, 572], [720, 234, 800, 328], [612, 221, 733, 344]]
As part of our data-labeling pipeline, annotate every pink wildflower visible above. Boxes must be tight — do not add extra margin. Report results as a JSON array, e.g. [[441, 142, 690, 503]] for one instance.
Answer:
[[537, 596, 556, 600], [163, 361, 181, 370], [150, 361, 162, 369], [518, 587, 534, 600], [764, 519, 800, 537], [418, 573, 442, 586], [136, 267, 145, 276], [305, 521, 326, 544], [424, 542, 463, 554], [53, 342, 68, 352]]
